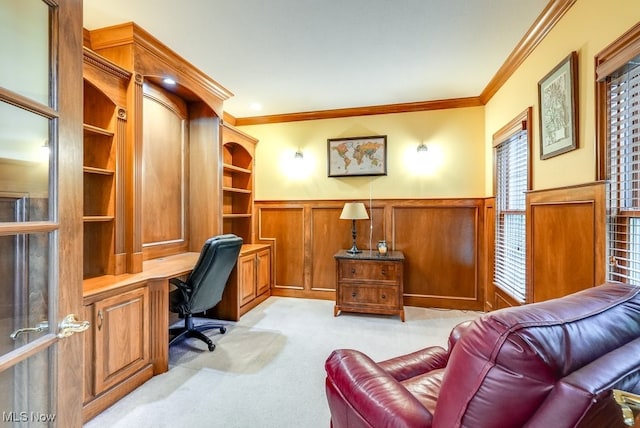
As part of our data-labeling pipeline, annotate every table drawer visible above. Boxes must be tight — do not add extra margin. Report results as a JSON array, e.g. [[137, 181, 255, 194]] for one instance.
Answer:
[[339, 284, 399, 307], [338, 260, 399, 282]]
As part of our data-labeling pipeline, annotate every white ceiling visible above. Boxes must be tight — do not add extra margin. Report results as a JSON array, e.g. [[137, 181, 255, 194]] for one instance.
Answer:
[[83, 0, 549, 119]]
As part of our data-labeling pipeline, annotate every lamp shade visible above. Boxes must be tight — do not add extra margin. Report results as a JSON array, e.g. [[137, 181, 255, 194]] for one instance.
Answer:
[[340, 202, 369, 220]]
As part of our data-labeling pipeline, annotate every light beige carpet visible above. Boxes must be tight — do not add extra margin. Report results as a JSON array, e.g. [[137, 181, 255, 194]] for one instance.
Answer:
[[84, 297, 480, 428]]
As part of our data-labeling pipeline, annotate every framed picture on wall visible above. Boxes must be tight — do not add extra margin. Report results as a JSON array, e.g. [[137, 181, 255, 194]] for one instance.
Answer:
[[327, 135, 387, 177], [538, 51, 578, 160]]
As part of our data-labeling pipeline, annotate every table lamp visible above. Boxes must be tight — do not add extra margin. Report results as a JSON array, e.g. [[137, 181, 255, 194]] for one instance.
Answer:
[[340, 202, 369, 254]]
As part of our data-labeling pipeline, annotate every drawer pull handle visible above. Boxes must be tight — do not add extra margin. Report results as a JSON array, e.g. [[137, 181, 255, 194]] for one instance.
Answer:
[[97, 310, 103, 331], [351, 292, 357, 298], [351, 268, 356, 274], [381, 269, 387, 276], [381, 294, 386, 299]]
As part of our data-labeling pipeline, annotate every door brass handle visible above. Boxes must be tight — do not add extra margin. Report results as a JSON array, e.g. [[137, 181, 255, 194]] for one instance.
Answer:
[[58, 314, 90, 338], [10, 314, 89, 340]]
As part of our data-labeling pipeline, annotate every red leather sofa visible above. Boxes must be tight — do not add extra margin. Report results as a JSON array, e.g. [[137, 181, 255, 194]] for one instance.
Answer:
[[325, 282, 640, 427]]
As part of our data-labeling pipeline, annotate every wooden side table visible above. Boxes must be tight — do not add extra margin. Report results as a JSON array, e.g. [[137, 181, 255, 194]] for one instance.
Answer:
[[334, 250, 405, 321]]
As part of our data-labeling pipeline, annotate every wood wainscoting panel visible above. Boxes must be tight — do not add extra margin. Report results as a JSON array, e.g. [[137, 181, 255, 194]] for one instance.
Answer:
[[255, 199, 486, 310], [527, 182, 605, 303], [393, 202, 483, 310], [258, 206, 305, 291], [310, 205, 385, 293]]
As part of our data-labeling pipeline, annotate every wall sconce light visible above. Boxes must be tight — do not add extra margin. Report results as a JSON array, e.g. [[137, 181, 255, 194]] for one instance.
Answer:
[[417, 142, 428, 154], [339, 202, 369, 254], [294, 150, 304, 160]]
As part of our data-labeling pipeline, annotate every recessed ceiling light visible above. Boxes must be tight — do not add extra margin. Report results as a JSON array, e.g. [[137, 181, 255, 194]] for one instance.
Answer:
[[250, 102, 262, 111], [163, 77, 176, 85]]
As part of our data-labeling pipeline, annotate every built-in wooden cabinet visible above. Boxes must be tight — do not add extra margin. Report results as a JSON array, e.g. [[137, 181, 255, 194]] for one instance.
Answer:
[[222, 123, 258, 243], [239, 246, 271, 306], [82, 48, 131, 278], [79, 23, 273, 422], [215, 244, 272, 321], [83, 285, 152, 422]]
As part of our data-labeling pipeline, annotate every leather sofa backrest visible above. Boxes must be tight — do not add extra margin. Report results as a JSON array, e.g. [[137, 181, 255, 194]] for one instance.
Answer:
[[433, 282, 640, 428]]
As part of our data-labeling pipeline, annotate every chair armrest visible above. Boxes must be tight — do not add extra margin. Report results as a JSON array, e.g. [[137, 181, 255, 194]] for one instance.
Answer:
[[377, 346, 449, 382], [528, 337, 640, 428], [325, 349, 433, 428], [169, 278, 190, 291], [169, 277, 190, 290], [169, 277, 191, 302]]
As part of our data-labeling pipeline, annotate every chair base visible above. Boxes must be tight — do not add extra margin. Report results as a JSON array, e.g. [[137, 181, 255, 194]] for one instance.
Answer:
[[169, 315, 226, 352]]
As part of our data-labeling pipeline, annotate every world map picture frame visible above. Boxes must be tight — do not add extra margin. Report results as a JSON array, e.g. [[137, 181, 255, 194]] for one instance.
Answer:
[[327, 135, 387, 177]]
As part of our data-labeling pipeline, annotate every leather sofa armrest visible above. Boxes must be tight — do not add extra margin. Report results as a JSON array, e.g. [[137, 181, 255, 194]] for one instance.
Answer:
[[527, 337, 640, 428], [325, 349, 434, 428], [377, 346, 448, 382]]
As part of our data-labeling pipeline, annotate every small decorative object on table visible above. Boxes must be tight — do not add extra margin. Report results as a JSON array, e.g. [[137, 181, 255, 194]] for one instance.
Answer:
[[377, 240, 388, 256]]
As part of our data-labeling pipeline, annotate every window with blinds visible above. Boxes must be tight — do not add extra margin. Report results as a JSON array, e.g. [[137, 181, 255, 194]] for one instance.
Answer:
[[494, 127, 528, 302], [606, 56, 640, 284]]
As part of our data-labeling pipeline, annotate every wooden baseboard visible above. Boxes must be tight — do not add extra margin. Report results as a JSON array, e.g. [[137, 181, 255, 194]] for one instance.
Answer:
[[83, 364, 154, 423]]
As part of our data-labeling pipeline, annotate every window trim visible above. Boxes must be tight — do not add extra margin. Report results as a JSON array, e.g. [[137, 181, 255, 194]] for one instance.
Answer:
[[596, 22, 640, 181], [493, 107, 533, 303], [596, 22, 640, 285]]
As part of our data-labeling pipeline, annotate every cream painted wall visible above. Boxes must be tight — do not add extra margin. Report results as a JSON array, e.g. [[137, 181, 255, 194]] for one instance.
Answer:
[[240, 107, 485, 201], [484, 0, 640, 195]]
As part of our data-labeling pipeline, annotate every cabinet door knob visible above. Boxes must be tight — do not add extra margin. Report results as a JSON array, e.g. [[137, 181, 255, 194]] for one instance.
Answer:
[[381, 294, 387, 299], [381, 269, 387, 276], [97, 310, 103, 331], [351, 292, 357, 298], [351, 268, 356, 274]]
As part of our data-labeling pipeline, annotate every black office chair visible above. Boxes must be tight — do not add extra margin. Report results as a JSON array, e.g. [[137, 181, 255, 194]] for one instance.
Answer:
[[169, 234, 243, 351]]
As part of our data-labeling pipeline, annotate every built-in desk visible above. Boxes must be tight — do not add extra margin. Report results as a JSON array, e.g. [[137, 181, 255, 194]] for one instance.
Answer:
[[82, 252, 199, 422], [82, 248, 272, 422]]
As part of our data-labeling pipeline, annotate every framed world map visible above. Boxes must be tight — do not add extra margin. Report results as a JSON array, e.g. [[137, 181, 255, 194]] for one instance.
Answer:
[[327, 135, 387, 177]]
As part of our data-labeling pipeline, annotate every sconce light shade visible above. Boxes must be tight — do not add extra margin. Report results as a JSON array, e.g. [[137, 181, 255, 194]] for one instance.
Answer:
[[294, 150, 304, 160], [417, 143, 428, 153], [340, 202, 368, 253]]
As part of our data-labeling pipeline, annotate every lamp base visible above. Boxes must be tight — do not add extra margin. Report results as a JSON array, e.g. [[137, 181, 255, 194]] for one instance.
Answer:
[[346, 245, 361, 254]]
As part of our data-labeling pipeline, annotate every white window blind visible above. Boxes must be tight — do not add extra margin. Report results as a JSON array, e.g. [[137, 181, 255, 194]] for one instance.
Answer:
[[606, 56, 640, 284], [495, 130, 528, 302]]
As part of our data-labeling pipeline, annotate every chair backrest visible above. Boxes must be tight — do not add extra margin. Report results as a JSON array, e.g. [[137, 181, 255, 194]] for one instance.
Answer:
[[186, 234, 243, 314]]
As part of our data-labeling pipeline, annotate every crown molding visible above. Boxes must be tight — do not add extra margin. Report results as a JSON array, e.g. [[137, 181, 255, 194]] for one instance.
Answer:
[[233, 97, 483, 126], [480, 0, 576, 104], [230, 0, 575, 125]]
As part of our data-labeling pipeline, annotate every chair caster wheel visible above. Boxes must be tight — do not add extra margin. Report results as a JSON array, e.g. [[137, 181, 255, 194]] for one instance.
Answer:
[[219, 326, 226, 334], [208, 343, 215, 352]]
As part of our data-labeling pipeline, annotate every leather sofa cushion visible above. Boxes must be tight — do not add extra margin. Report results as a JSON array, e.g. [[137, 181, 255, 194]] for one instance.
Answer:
[[401, 368, 445, 415]]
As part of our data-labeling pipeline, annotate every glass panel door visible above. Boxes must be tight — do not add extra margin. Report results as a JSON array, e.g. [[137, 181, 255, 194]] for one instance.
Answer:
[[0, 1, 58, 425]]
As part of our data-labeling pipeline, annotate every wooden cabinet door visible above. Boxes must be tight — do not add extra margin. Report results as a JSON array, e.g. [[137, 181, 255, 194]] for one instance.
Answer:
[[238, 254, 256, 306], [256, 249, 271, 296], [94, 286, 149, 394]]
